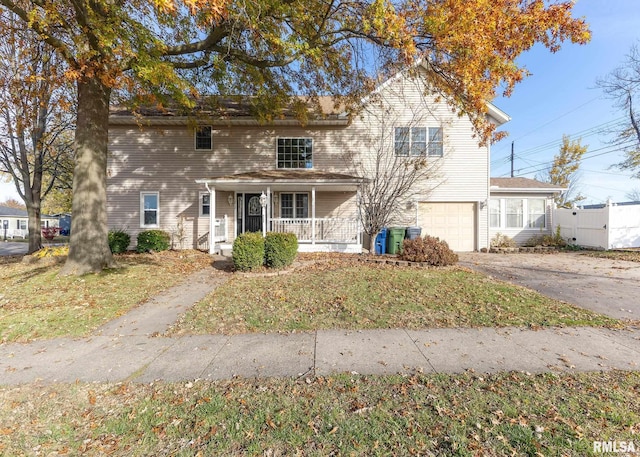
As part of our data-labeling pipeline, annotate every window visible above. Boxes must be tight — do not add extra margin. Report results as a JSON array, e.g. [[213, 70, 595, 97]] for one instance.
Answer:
[[489, 199, 501, 228], [17, 220, 26, 230], [527, 199, 546, 228], [199, 192, 211, 216], [280, 193, 308, 218], [428, 127, 444, 157], [140, 192, 159, 227], [505, 199, 523, 228], [195, 126, 212, 150], [277, 138, 313, 169], [395, 127, 442, 156]]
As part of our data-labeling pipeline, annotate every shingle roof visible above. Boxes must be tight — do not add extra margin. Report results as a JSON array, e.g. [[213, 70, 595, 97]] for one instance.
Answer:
[[0, 206, 27, 217], [490, 177, 565, 190], [202, 169, 364, 183]]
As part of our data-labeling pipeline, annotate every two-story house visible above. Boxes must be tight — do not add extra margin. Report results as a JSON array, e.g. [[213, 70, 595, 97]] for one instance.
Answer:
[[106, 66, 510, 253]]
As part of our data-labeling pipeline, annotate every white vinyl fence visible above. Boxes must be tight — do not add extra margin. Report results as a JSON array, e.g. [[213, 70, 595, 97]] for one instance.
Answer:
[[554, 202, 640, 249]]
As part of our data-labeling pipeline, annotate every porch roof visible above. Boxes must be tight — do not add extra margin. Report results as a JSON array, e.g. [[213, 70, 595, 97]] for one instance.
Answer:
[[196, 169, 364, 192]]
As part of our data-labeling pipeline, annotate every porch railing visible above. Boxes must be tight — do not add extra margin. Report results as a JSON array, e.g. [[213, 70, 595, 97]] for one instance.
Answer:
[[2, 229, 28, 239], [271, 218, 359, 243]]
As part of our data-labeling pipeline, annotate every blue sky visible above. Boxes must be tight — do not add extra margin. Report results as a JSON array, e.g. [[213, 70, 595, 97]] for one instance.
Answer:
[[1, 0, 639, 205], [492, 0, 640, 204]]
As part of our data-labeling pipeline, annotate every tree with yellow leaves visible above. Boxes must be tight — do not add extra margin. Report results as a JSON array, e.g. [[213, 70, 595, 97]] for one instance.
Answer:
[[0, 0, 591, 274]]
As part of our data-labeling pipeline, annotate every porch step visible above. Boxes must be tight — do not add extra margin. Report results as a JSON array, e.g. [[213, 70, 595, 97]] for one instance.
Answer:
[[217, 243, 233, 256]]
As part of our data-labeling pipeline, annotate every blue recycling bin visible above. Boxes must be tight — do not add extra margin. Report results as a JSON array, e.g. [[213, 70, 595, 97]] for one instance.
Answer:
[[374, 228, 388, 255]]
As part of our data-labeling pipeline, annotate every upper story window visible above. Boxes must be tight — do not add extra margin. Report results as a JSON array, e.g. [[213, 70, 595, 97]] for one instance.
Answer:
[[395, 127, 443, 157], [195, 126, 212, 150], [277, 138, 313, 169], [140, 191, 159, 228], [428, 127, 444, 157]]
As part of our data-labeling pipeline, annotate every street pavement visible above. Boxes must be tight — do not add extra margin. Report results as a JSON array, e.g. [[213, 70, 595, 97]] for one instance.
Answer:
[[1, 261, 639, 385]]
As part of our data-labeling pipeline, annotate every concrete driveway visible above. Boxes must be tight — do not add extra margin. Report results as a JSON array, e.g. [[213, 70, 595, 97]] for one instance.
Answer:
[[459, 251, 640, 320], [0, 241, 28, 256]]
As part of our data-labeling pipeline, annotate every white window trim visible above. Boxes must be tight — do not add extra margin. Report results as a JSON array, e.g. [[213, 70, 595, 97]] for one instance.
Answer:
[[491, 198, 547, 230], [195, 126, 212, 150], [280, 192, 309, 218], [394, 126, 443, 157], [199, 191, 211, 217], [140, 191, 160, 228], [276, 137, 314, 169]]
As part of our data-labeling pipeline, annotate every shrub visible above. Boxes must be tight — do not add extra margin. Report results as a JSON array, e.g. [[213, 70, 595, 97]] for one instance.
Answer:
[[136, 230, 170, 253], [524, 226, 566, 248], [400, 235, 458, 266], [264, 232, 298, 268], [108, 229, 131, 254], [490, 232, 517, 248], [41, 227, 60, 241], [232, 232, 265, 271]]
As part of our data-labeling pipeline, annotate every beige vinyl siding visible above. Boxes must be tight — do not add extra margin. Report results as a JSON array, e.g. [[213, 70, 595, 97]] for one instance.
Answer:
[[107, 67, 495, 251]]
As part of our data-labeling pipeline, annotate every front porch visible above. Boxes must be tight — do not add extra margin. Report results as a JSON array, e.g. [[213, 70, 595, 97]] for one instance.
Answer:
[[196, 170, 364, 254]]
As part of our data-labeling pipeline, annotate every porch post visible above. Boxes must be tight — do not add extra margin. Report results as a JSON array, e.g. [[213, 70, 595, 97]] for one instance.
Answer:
[[311, 187, 316, 245], [206, 184, 216, 255], [267, 186, 271, 234], [357, 188, 362, 247]]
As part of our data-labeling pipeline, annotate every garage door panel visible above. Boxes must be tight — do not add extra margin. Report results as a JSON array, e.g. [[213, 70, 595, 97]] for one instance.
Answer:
[[418, 202, 476, 251]]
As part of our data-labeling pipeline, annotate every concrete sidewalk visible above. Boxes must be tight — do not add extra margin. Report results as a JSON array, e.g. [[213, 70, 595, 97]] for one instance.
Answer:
[[1, 266, 639, 385]]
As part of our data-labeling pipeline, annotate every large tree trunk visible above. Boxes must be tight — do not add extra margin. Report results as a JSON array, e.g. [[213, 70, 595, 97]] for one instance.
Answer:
[[60, 77, 115, 275], [26, 195, 43, 254]]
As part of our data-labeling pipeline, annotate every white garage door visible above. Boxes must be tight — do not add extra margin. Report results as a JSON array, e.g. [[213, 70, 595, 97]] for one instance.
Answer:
[[418, 202, 476, 251]]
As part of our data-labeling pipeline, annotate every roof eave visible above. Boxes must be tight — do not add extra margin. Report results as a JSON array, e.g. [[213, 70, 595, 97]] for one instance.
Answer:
[[109, 115, 349, 127]]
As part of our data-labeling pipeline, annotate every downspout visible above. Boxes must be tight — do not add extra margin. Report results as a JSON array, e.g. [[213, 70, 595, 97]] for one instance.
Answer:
[[205, 183, 215, 254]]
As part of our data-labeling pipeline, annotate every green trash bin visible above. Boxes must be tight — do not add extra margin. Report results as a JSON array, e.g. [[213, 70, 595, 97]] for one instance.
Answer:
[[387, 227, 406, 255]]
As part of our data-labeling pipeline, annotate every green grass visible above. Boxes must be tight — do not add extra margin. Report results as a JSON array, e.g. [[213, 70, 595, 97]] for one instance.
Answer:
[[1, 370, 639, 456], [169, 259, 617, 336], [0, 250, 214, 342]]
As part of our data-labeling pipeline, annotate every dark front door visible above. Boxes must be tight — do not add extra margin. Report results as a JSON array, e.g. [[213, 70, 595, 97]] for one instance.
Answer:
[[244, 193, 263, 233]]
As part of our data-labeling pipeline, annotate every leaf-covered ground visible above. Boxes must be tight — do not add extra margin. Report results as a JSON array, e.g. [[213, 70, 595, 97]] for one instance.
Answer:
[[581, 250, 640, 263], [1, 371, 639, 456], [0, 250, 214, 342], [169, 258, 617, 336]]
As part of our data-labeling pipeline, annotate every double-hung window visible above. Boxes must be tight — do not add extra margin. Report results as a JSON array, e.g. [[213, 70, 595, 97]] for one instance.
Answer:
[[505, 199, 523, 228], [277, 138, 313, 169], [489, 199, 501, 228], [395, 127, 443, 156], [280, 193, 308, 218], [200, 192, 210, 217], [527, 199, 546, 228], [195, 126, 212, 150], [428, 127, 444, 157], [140, 192, 159, 228]]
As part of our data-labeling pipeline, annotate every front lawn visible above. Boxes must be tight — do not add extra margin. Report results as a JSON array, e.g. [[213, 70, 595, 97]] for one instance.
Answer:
[[169, 258, 617, 336], [1, 370, 639, 456], [581, 250, 640, 263], [0, 250, 214, 342]]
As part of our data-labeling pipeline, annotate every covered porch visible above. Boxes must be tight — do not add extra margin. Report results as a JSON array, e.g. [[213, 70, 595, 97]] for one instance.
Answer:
[[196, 170, 364, 254]]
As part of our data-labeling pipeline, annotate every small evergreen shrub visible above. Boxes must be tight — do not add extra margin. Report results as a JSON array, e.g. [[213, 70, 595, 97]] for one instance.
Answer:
[[400, 235, 458, 266], [108, 229, 131, 253], [232, 232, 265, 271], [136, 229, 170, 253], [264, 232, 298, 268], [524, 226, 566, 248], [490, 232, 517, 248]]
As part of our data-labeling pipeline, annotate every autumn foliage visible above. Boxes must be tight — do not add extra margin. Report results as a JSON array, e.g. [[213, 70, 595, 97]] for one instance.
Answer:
[[0, 0, 591, 274]]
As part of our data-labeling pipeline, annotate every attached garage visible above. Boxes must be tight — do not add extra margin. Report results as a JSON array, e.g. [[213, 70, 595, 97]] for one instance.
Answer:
[[418, 202, 476, 251]]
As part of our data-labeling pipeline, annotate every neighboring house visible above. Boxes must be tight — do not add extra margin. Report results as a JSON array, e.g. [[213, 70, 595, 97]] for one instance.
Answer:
[[489, 177, 565, 245], [0, 206, 59, 239], [52, 213, 72, 236], [106, 65, 510, 253]]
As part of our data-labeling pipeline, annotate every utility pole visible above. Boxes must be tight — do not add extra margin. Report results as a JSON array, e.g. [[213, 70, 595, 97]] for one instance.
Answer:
[[510, 141, 514, 178]]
